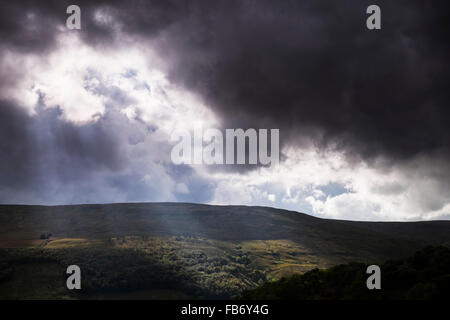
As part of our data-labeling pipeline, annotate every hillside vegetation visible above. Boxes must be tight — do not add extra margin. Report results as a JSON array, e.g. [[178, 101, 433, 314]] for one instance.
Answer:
[[239, 246, 450, 300], [0, 203, 449, 299]]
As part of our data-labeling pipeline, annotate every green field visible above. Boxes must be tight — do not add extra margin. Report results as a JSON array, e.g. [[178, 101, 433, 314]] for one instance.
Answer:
[[0, 203, 449, 299]]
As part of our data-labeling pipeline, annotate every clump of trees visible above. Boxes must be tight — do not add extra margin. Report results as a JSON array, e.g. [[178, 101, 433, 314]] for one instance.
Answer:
[[0, 262, 13, 282], [0, 235, 270, 299], [238, 246, 450, 300], [112, 235, 268, 298], [39, 233, 52, 239], [0, 246, 200, 298]]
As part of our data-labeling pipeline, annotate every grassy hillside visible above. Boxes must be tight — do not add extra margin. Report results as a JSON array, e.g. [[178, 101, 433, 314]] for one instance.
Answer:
[[0, 203, 449, 299], [1, 203, 449, 261]]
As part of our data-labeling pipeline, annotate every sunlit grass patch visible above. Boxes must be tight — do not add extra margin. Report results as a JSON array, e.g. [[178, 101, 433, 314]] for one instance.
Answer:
[[44, 238, 107, 248]]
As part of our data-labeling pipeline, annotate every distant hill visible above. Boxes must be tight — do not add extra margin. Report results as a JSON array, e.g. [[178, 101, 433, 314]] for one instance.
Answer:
[[1, 202, 450, 263]]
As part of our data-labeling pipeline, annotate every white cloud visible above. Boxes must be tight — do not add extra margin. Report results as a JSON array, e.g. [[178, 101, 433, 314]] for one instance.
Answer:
[[204, 146, 450, 221]]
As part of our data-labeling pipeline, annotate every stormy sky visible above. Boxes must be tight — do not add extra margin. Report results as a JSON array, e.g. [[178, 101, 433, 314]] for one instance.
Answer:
[[0, 0, 449, 221]]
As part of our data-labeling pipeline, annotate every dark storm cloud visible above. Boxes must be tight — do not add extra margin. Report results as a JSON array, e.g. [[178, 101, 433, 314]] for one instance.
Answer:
[[0, 101, 35, 188], [0, 0, 184, 52], [2, 0, 448, 163], [0, 1, 59, 53], [153, 0, 450, 163], [1, 0, 450, 212], [0, 99, 123, 199]]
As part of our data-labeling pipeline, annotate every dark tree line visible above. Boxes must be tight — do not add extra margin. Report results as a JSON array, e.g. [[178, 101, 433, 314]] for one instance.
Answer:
[[239, 246, 450, 300]]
